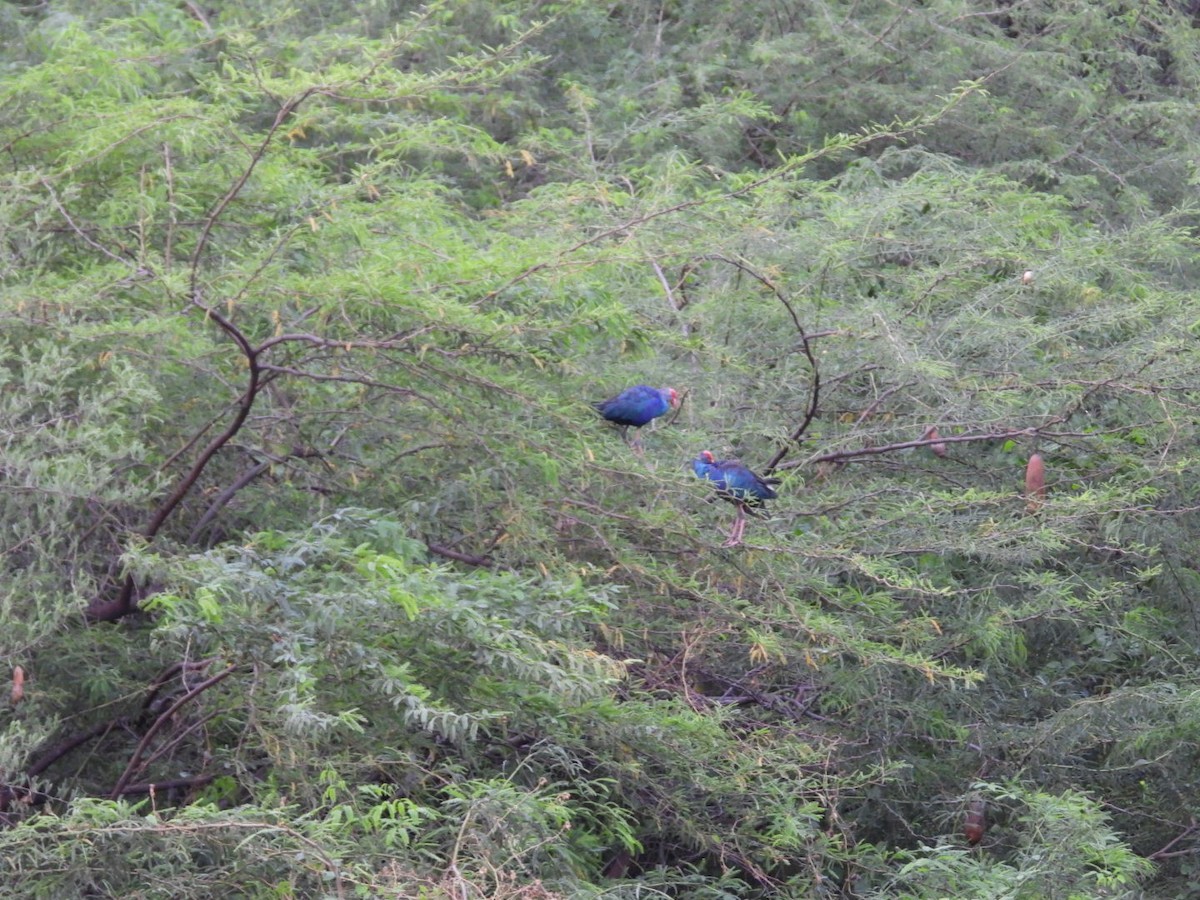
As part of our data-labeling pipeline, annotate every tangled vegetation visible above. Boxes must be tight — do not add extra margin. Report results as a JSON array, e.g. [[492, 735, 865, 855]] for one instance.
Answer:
[[3, 0, 1200, 896]]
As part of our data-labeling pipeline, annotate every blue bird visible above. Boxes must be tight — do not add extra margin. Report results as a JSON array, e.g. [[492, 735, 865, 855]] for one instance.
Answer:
[[693, 450, 780, 546], [593, 385, 679, 451]]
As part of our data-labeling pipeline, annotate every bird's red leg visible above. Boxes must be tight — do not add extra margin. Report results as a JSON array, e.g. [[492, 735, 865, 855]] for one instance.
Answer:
[[617, 426, 646, 455], [723, 506, 746, 547]]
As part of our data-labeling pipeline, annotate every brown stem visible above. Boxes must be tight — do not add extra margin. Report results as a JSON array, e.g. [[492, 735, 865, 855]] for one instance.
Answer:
[[87, 334, 263, 622], [426, 541, 494, 567], [109, 664, 237, 800], [678, 253, 821, 475], [187, 459, 273, 544], [854, 382, 915, 428], [188, 88, 320, 301], [148, 346, 260, 541], [138, 711, 221, 771], [1, 717, 126, 816], [140, 659, 219, 722], [28, 718, 126, 780], [89, 92, 324, 623]]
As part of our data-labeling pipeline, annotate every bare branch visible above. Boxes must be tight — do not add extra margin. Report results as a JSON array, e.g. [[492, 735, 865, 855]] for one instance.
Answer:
[[27, 718, 126, 780], [788, 426, 1051, 468], [1146, 820, 1196, 861], [854, 382, 915, 428]]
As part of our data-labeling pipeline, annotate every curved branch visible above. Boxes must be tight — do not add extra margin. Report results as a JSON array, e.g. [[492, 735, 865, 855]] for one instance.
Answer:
[[90, 92, 325, 623], [148, 331, 261, 541], [686, 253, 820, 476], [697, 253, 802, 332], [2, 717, 126, 816], [88, 325, 263, 622], [29, 718, 126, 780]]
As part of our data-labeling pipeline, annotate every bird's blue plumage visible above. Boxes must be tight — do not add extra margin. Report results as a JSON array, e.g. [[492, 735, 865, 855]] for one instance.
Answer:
[[692, 452, 778, 506], [594, 385, 677, 429]]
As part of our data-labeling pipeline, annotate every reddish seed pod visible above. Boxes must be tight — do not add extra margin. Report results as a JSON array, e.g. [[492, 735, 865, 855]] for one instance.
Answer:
[[11, 665, 25, 705], [964, 798, 986, 846], [1025, 453, 1046, 513], [924, 426, 948, 458]]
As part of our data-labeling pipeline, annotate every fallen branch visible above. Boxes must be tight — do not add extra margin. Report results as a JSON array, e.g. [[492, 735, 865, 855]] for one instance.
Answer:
[[116, 773, 218, 797], [426, 542, 494, 567]]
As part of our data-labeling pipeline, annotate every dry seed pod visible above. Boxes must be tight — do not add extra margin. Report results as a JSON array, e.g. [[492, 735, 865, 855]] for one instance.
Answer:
[[11, 665, 25, 705], [964, 798, 986, 845], [1025, 453, 1046, 513], [924, 426, 948, 458]]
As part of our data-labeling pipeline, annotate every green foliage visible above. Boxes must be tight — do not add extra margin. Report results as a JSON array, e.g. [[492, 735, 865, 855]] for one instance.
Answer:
[[3, 0, 1200, 896], [882, 783, 1154, 899]]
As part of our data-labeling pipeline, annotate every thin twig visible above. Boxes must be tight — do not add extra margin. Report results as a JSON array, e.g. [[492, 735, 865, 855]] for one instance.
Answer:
[[792, 425, 1059, 468], [41, 179, 137, 270]]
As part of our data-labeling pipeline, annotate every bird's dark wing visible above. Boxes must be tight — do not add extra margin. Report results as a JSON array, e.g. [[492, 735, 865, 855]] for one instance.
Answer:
[[595, 385, 668, 428], [716, 460, 778, 503]]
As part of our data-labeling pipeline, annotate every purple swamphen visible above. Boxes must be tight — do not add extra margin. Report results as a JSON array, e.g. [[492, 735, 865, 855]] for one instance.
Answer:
[[693, 450, 780, 546], [593, 385, 679, 450]]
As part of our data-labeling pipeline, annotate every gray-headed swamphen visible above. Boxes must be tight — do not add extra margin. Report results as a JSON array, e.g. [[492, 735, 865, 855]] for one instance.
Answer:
[[593, 385, 679, 451], [693, 450, 779, 546]]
